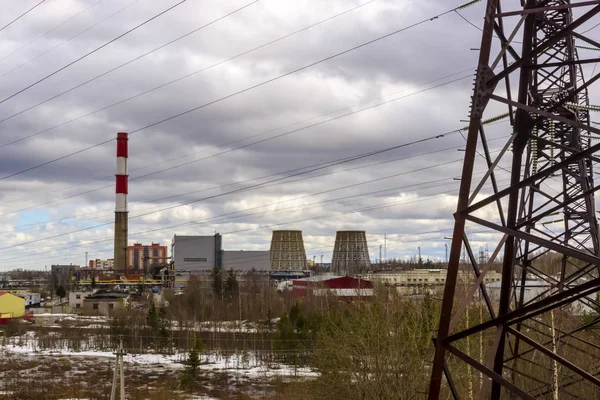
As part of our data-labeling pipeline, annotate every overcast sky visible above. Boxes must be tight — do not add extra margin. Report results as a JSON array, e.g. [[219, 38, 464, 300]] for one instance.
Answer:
[[0, 0, 598, 270]]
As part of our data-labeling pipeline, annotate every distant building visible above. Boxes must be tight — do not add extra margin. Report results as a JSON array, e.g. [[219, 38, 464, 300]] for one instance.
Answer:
[[16, 292, 41, 308], [292, 276, 374, 299], [0, 291, 26, 319], [223, 250, 270, 271], [172, 234, 222, 271], [83, 292, 129, 316], [51, 264, 80, 290], [69, 290, 96, 312], [89, 259, 114, 270], [126, 243, 168, 272], [363, 269, 503, 296], [172, 234, 272, 272]]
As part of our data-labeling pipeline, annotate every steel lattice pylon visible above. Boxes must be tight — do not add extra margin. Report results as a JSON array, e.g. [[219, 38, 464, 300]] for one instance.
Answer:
[[429, 1, 600, 399]]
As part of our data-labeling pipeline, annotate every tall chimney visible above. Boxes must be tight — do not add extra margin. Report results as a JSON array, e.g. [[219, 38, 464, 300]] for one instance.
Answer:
[[114, 132, 128, 272]]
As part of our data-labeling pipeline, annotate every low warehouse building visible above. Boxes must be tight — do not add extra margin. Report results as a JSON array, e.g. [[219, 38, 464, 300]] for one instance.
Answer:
[[0, 291, 26, 319], [292, 276, 374, 299]]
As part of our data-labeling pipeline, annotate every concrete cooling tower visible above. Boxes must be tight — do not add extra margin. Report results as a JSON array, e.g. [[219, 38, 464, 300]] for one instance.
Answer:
[[331, 231, 371, 275], [270, 230, 307, 271]]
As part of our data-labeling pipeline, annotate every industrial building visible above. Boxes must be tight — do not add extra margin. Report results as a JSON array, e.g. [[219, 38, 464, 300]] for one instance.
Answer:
[[223, 250, 270, 271], [172, 234, 222, 271], [363, 269, 503, 296], [331, 231, 371, 275], [171, 233, 271, 271], [292, 276, 374, 299], [270, 230, 307, 271], [127, 242, 168, 272], [0, 291, 26, 319]]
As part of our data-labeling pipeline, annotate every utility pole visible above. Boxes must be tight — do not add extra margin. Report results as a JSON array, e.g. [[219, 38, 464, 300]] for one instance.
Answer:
[[110, 335, 126, 400], [320, 254, 323, 265], [444, 243, 448, 265], [379, 245, 382, 267], [384, 233, 387, 264], [85, 252, 88, 268], [418, 246, 421, 265]]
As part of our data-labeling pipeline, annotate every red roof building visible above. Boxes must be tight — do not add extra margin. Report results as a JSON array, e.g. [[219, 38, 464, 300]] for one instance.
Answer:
[[292, 275, 374, 299]]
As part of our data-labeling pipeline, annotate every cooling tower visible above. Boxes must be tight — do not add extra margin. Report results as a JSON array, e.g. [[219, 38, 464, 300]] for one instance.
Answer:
[[270, 230, 307, 271], [331, 231, 370, 275]]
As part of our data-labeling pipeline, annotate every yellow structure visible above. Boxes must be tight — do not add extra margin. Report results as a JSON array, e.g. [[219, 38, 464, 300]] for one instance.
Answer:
[[0, 291, 26, 319]]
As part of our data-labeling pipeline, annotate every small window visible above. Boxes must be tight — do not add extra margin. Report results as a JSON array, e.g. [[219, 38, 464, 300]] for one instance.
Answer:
[[76, 295, 81, 299], [109, 303, 114, 310], [93, 303, 99, 310], [75, 304, 81, 309]]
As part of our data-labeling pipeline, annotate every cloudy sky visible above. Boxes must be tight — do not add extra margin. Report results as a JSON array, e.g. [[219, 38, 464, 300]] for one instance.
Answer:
[[0, 0, 598, 270]]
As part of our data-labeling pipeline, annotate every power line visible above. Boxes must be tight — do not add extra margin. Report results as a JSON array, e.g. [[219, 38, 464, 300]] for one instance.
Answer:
[[0, 66, 472, 210], [0, 0, 261, 129], [0, 174, 511, 265], [0, 0, 189, 105], [0, 0, 383, 150], [0, 0, 376, 131], [0, 74, 470, 184], [0, 0, 145, 79], [0, 0, 104, 63], [0, 112, 509, 237], [0, 0, 46, 34], [2, 123, 486, 231], [0, 129, 466, 251], [0, 137, 512, 261], [0, 3, 464, 181]]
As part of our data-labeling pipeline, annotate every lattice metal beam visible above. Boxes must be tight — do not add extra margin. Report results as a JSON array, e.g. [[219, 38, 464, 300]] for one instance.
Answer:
[[429, 1, 600, 399]]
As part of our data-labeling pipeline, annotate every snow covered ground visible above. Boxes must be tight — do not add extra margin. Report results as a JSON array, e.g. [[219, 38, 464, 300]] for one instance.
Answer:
[[1, 338, 317, 378]]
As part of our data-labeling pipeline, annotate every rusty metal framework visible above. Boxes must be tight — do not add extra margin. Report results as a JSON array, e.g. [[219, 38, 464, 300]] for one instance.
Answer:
[[429, 1, 600, 399]]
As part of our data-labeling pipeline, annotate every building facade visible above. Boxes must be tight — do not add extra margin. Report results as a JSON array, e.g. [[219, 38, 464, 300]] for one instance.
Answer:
[[223, 250, 270, 271], [126, 243, 168, 272], [89, 259, 114, 270], [172, 234, 222, 271], [51, 264, 80, 290], [82, 292, 129, 316], [69, 290, 95, 312], [0, 291, 26, 319]]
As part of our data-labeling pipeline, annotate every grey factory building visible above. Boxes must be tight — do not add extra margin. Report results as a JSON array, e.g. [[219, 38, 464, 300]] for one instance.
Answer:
[[171, 233, 270, 272]]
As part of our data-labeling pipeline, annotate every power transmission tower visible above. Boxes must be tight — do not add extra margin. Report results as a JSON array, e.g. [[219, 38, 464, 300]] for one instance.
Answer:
[[110, 335, 126, 400], [429, 1, 600, 399]]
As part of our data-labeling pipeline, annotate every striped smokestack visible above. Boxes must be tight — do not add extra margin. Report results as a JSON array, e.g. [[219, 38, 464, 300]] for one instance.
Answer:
[[114, 132, 128, 271]]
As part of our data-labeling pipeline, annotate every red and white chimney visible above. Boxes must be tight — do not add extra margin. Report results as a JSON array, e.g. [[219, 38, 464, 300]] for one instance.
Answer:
[[115, 132, 128, 213], [114, 132, 129, 271]]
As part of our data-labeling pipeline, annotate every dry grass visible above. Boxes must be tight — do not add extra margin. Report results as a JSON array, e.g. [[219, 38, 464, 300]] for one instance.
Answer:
[[0, 351, 302, 399]]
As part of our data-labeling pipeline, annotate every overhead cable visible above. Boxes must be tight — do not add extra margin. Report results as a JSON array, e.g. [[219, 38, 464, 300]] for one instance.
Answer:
[[0, 0, 189, 105]]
